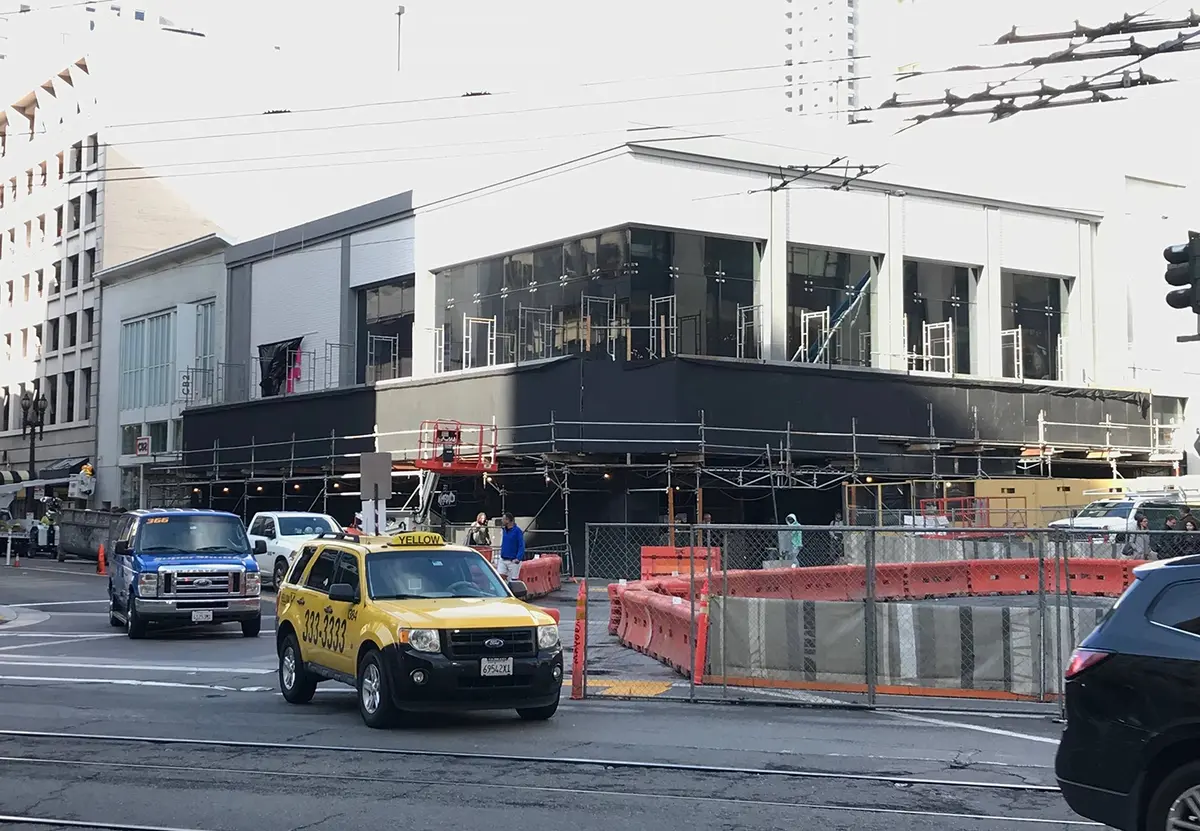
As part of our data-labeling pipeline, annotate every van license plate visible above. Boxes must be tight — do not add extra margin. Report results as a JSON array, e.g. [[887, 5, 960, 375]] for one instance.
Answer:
[[191, 610, 214, 623], [480, 657, 513, 677]]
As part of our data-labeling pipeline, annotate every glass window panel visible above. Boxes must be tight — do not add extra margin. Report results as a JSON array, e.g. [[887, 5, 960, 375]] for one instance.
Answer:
[[704, 236, 755, 358], [1001, 272, 1065, 381], [903, 260, 972, 374], [786, 245, 873, 366], [597, 229, 628, 279]]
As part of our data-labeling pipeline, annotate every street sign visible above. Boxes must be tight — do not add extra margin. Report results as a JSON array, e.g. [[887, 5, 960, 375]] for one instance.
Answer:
[[359, 452, 393, 500], [437, 490, 457, 508], [135, 436, 151, 457]]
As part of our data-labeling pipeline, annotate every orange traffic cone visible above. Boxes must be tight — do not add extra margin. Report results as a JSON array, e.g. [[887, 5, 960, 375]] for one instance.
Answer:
[[96, 543, 106, 576]]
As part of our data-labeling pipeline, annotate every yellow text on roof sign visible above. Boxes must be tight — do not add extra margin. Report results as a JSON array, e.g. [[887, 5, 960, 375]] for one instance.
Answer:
[[389, 532, 446, 547]]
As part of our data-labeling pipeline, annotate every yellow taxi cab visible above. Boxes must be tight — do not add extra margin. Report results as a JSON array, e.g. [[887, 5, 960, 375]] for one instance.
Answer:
[[275, 531, 563, 728]]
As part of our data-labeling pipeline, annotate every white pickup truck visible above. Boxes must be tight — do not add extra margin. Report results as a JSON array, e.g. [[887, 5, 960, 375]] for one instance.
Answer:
[[246, 511, 344, 587]]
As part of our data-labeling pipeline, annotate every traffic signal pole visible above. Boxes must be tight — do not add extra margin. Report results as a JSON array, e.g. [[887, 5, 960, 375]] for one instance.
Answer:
[[1164, 231, 1200, 343]]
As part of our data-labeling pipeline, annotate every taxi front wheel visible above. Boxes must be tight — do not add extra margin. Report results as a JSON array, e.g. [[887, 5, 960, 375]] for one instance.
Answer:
[[357, 649, 400, 729], [278, 633, 317, 704]]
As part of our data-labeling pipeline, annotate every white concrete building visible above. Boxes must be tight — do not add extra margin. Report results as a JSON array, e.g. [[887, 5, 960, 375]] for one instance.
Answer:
[[94, 233, 229, 508], [0, 50, 234, 509], [155, 137, 1193, 507], [784, 0, 861, 119]]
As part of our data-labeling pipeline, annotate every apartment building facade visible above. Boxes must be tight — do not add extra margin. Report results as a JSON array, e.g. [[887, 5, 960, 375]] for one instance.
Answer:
[[0, 52, 227, 509], [0, 62, 104, 504], [784, 0, 860, 119]]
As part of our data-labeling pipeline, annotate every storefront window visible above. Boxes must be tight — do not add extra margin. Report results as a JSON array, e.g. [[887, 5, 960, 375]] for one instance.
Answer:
[[432, 226, 760, 371], [786, 246, 873, 366], [1001, 272, 1065, 381], [904, 260, 973, 375]]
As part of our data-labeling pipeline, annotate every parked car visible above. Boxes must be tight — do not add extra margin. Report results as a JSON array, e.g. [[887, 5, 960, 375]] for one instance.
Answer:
[[1056, 554, 1200, 829]]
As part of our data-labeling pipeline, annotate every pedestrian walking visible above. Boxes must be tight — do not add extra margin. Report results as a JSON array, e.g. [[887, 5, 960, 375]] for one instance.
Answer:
[[497, 511, 525, 581]]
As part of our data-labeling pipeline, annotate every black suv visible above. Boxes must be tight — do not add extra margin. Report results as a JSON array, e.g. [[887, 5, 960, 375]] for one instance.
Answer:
[[1057, 555, 1200, 829]]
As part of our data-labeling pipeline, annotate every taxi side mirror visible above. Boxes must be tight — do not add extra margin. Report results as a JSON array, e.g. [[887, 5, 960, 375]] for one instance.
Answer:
[[329, 583, 358, 604], [253, 539, 268, 556], [114, 540, 131, 556], [508, 580, 529, 600]]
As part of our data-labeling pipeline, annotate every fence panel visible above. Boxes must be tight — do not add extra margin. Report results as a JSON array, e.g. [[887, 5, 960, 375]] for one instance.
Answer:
[[583, 522, 1175, 708]]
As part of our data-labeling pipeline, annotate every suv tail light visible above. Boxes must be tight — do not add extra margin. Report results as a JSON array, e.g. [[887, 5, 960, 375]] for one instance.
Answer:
[[1065, 648, 1112, 679]]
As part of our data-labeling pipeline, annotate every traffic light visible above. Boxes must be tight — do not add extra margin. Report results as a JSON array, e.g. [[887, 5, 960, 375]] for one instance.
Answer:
[[1164, 231, 1200, 312]]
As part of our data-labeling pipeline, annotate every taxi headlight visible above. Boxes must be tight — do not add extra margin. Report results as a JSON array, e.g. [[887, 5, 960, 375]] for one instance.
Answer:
[[400, 628, 441, 654], [137, 572, 159, 598], [537, 624, 560, 650], [244, 572, 261, 596]]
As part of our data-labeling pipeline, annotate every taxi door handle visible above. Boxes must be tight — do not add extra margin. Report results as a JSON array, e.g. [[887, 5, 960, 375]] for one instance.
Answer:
[[296, 597, 305, 606], [324, 605, 333, 614]]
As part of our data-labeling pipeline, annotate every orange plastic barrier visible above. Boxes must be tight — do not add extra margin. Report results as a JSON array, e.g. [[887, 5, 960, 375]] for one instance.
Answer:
[[537, 606, 561, 624], [618, 589, 655, 652], [608, 582, 626, 635], [908, 562, 971, 599], [520, 555, 563, 599], [639, 546, 722, 580], [1044, 558, 1128, 597], [968, 559, 1041, 596], [875, 564, 910, 600]]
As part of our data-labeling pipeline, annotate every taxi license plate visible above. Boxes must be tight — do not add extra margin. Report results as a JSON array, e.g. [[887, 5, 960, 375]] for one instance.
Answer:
[[191, 610, 214, 623], [480, 657, 513, 677]]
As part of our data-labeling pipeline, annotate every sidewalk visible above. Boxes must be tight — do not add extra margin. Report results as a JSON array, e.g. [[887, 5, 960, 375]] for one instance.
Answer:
[[0, 605, 15, 625]]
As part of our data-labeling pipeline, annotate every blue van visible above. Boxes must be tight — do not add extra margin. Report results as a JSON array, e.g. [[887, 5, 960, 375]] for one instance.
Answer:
[[106, 509, 266, 639]]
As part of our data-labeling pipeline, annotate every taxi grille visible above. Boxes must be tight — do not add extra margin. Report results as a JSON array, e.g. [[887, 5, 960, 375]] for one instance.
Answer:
[[446, 628, 536, 659]]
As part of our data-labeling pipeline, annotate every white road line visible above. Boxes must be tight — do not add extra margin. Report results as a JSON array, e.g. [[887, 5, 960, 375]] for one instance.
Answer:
[[0, 675, 275, 692], [0, 659, 275, 674], [7, 566, 106, 578], [8, 600, 108, 607], [0, 635, 122, 652], [885, 711, 1059, 745]]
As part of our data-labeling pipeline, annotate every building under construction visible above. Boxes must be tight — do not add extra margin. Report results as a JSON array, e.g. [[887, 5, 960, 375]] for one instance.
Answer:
[[175, 350, 1184, 570]]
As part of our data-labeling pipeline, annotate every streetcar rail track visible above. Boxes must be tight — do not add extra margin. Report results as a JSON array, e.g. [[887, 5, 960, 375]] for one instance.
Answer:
[[0, 816, 213, 831], [0, 756, 1097, 827], [0, 728, 1057, 793]]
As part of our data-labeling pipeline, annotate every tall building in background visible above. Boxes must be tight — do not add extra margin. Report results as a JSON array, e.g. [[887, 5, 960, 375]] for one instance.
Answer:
[[783, 0, 861, 120], [0, 0, 202, 62]]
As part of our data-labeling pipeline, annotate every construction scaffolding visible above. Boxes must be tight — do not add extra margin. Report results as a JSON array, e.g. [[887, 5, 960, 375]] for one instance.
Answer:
[[164, 404, 1185, 574]]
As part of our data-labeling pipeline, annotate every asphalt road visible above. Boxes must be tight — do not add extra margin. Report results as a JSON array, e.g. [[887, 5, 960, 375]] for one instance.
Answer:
[[0, 561, 1086, 831]]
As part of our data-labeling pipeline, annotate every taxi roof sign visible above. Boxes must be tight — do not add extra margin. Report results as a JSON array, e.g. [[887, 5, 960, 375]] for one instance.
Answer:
[[389, 531, 446, 547]]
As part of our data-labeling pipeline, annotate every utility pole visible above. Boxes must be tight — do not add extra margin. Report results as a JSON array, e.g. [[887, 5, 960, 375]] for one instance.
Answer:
[[395, 5, 406, 74]]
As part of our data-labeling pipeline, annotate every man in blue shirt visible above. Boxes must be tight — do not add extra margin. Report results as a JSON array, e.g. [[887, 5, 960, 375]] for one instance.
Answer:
[[498, 511, 525, 581]]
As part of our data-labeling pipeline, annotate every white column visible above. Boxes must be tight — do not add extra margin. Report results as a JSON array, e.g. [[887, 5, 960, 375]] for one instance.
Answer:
[[412, 268, 436, 378], [872, 194, 906, 371], [973, 208, 1004, 378], [1065, 220, 1097, 386], [760, 185, 788, 361]]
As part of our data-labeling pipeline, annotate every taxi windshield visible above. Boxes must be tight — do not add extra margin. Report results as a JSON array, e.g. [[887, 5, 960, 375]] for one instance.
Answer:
[[136, 515, 251, 555], [366, 549, 509, 600]]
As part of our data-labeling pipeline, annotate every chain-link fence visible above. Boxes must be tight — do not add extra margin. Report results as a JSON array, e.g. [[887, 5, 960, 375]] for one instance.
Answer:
[[581, 523, 1186, 710]]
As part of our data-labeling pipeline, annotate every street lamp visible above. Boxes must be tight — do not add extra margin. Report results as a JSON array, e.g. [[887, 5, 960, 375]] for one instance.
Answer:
[[19, 390, 48, 518]]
